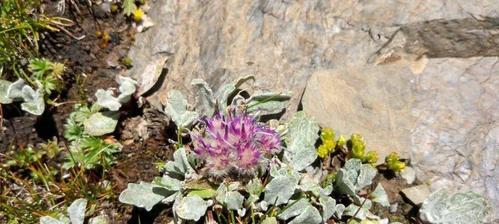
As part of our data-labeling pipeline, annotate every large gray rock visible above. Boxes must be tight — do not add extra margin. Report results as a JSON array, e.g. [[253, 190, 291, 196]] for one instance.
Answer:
[[126, 0, 498, 221]]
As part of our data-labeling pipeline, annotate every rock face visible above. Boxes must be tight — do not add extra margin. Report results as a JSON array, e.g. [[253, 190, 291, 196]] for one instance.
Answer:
[[126, 0, 498, 221]]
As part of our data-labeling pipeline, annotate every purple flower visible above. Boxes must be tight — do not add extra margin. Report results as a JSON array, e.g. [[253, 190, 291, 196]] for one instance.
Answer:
[[191, 113, 281, 176]]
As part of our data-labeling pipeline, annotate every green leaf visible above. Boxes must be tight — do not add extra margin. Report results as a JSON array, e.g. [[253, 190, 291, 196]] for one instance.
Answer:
[[174, 195, 211, 221], [0, 79, 13, 104], [284, 112, 319, 171], [83, 112, 118, 136], [371, 183, 390, 207], [119, 182, 167, 211], [188, 188, 217, 199], [335, 159, 377, 196], [67, 198, 87, 224], [164, 90, 199, 128], [246, 91, 291, 116], [122, 0, 136, 16], [20, 85, 45, 115], [419, 190, 490, 224]]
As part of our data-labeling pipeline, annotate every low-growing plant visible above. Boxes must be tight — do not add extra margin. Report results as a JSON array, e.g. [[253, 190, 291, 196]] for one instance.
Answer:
[[0, 141, 113, 224], [118, 77, 395, 223], [0, 0, 72, 77], [0, 58, 66, 115], [63, 76, 137, 170], [40, 198, 110, 224]]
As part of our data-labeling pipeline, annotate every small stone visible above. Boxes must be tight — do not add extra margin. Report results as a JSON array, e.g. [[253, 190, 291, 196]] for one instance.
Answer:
[[400, 166, 416, 184], [401, 184, 430, 205], [389, 203, 398, 213]]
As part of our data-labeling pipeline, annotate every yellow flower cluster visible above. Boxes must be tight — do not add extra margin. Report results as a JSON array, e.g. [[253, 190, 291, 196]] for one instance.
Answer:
[[317, 128, 337, 158], [350, 134, 378, 165], [385, 152, 406, 172]]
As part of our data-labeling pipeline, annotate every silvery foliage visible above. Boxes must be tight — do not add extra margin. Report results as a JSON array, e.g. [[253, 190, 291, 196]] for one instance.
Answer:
[[119, 147, 214, 222], [335, 158, 377, 196], [39, 199, 109, 224], [191, 76, 291, 117], [419, 189, 490, 224], [283, 111, 320, 171], [85, 76, 137, 136], [95, 76, 137, 111], [0, 78, 45, 115], [119, 89, 398, 223]]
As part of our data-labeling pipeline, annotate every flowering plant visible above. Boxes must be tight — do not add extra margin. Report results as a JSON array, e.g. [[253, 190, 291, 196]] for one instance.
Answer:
[[191, 112, 281, 176], [118, 77, 416, 223]]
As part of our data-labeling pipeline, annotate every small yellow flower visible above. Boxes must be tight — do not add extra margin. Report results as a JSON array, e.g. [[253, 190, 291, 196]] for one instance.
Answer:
[[336, 135, 346, 147], [385, 152, 406, 172], [317, 144, 330, 158], [320, 128, 335, 141], [133, 8, 144, 23], [363, 151, 378, 164]]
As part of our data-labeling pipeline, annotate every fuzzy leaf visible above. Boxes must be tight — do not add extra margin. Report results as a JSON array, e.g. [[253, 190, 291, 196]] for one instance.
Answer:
[[88, 215, 109, 224], [264, 172, 299, 206], [83, 112, 118, 136], [7, 78, 25, 100], [215, 75, 255, 108], [95, 89, 121, 111], [225, 191, 245, 211], [335, 204, 345, 218], [191, 79, 216, 116], [67, 198, 87, 224], [277, 198, 310, 220], [246, 92, 291, 116], [175, 195, 211, 221], [246, 178, 263, 196], [40, 216, 69, 224], [284, 112, 319, 171], [20, 85, 45, 115], [117, 76, 137, 103], [344, 197, 373, 220], [371, 183, 390, 207], [419, 190, 490, 224], [319, 196, 337, 222], [335, 159, 377, 196], [288, 205, 322, 224], [0, 80, 13, 104], [119, 182, 167, 211], [164, 90, 199, 128]]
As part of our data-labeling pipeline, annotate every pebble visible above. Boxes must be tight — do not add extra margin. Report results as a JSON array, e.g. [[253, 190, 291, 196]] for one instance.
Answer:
[[401, 184, 431, 205], [389, 203, 398, 213], [400, 166, 416, 184]]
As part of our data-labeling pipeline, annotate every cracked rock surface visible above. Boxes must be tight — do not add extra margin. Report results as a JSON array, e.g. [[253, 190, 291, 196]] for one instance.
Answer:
[[125, 0, 498, 221]]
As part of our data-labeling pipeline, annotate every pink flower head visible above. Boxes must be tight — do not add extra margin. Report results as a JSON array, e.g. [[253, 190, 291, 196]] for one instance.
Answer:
[[191, 113, 281, 176]]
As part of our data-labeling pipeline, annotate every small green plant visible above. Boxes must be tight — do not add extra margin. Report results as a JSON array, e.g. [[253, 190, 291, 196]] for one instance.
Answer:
[[0, 58, 66, 115], [0, 0, 71, 77], [63, 76, 137, 169]]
